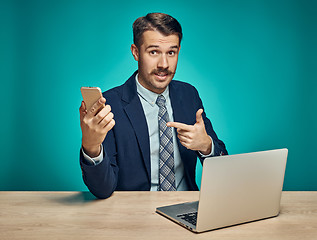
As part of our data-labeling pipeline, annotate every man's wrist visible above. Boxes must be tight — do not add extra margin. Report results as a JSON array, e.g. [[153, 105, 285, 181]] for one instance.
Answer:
[[199, 136, 212, 155], [82, 145, 101, 158]]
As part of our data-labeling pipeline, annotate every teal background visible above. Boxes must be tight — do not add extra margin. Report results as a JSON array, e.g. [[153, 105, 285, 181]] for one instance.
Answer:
[[1, 0, 316, 191]]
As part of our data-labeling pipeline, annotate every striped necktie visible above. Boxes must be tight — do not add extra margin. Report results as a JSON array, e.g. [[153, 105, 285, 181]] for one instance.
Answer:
[[156, 95, 176, 191]]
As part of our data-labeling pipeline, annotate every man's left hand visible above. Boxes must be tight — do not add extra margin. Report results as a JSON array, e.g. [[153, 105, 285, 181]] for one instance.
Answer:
[[167, 109, 212, 155]]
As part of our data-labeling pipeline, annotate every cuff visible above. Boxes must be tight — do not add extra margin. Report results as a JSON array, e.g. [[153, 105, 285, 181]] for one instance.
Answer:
[[82, 146, 104, 166]]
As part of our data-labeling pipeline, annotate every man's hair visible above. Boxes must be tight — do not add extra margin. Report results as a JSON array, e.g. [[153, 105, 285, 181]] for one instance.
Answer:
[[132, 13, 183, 48]]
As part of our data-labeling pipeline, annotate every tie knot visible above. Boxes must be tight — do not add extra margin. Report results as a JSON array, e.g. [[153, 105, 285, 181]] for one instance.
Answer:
[[156, 95, 166, 108]]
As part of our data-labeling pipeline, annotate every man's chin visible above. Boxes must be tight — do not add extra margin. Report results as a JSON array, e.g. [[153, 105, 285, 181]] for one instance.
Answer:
[[153, 83, 172, 94]]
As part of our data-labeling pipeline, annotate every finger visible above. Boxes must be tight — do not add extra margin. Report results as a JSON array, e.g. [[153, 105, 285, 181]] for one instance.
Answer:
[[99, 112, 114, 128], [176, 128, 192, 136], [166, 121, 192, 131], [93, 105, 111, 125], [177, 134, 190, 143], [104, 119, 115, 133], [86, 97, 106, 117], [79, 101, 87, 122], [80, 100, 87, 111], [196, 109, 204, 124], [179, 140, 190, 149], [176, 128, 192, 139]]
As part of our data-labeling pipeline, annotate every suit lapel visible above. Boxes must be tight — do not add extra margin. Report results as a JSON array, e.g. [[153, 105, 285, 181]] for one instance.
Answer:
[[122, 72, 151, 182]]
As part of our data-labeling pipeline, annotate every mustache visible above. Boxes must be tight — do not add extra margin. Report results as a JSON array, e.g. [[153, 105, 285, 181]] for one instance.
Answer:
[[151, 69, 174, 75]]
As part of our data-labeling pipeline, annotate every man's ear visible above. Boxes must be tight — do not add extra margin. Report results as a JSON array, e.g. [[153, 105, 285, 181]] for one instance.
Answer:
[[131, 44, 139, 61]]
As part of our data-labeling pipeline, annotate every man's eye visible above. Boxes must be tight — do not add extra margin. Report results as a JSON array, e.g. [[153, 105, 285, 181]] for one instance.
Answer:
[[150, 50, 158, 55], [168, 51, 175, 56]]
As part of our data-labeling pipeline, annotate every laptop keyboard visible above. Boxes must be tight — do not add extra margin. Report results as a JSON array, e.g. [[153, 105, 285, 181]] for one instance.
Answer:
[[177, 212, 198, 226]]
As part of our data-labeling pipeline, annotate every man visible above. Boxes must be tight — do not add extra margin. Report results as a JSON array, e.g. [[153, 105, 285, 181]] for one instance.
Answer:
[[79, 13, 227, 199]]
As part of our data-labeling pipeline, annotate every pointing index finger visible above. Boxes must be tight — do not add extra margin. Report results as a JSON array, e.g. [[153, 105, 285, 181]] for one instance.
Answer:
[[167, 122, 192, 131]]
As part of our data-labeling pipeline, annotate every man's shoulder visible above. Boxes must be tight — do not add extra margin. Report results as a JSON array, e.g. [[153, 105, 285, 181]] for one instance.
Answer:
[[170, 79, 199, 95], [171, 79, 195, 88], [103, 84, 123, 96], [101, 72, 136, 100], [100, 85, 122, 104]]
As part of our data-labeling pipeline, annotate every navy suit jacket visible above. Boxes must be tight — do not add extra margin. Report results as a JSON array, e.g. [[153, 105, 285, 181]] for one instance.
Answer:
[[80, 71, 227, 198]]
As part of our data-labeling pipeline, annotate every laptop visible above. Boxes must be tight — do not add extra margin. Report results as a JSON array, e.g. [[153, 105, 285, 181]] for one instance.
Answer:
[[156, 148, 288, 233]]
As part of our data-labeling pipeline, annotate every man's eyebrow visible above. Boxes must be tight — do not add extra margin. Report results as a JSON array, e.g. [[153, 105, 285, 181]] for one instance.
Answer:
[[145, 45, 180, 50], [145, 45, 159, 50]]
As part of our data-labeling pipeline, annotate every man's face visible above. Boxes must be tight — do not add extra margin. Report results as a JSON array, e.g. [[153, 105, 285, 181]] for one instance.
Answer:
[[131, 30, 180, 94]]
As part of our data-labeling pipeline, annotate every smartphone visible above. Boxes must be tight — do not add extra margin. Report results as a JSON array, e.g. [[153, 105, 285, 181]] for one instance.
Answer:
[[80, 87, 103, 111]]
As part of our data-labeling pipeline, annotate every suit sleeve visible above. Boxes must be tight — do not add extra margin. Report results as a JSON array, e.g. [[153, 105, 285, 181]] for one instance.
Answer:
[[79, 129, 119, 199]]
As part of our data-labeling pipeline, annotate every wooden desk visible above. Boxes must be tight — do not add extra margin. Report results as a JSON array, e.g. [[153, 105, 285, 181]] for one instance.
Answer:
[[0, 191, 316, 239]]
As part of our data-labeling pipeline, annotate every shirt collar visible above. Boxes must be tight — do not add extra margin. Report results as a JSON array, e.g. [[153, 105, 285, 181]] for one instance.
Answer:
[[136, 73, 170, 107]]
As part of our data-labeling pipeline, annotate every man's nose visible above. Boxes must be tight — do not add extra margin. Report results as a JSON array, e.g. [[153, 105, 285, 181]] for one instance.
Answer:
[[157, 54, 169, 69]]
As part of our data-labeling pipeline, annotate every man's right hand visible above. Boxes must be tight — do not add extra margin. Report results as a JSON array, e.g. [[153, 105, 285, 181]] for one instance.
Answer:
[[79, 97, 115, 158]]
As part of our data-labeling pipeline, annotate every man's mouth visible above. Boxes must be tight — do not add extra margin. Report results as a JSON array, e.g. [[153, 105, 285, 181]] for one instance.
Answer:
[[152, 70, 172, 80], [154, 73, 168, 80], [156, 72, 168, 76]]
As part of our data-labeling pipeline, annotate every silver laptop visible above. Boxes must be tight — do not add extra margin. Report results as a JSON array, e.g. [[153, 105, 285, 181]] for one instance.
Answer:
[[156, 148, 288, 233]]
